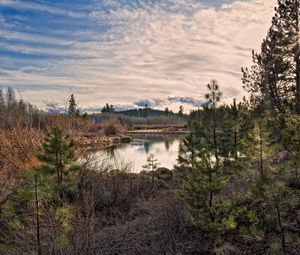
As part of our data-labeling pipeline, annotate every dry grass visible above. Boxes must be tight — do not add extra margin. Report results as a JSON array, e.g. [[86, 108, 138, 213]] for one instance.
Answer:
[[0, 127, 42, 206]]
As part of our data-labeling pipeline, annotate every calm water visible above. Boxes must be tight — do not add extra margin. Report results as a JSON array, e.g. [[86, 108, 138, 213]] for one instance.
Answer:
[[92, 134, 184, 173]]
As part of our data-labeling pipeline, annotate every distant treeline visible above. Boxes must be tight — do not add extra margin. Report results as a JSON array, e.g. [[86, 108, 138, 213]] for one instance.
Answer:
[[92, 112, 187, 127]]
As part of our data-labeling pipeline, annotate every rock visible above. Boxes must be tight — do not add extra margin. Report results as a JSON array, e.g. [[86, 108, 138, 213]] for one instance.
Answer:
[[155, 167, 173, 180], [275, 150, 291, 163], [109, 169, 123, 176], [120, 136, 132, 143], [111, 137, 121, 144]]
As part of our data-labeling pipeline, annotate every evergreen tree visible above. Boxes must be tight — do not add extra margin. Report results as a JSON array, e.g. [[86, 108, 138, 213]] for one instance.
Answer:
[[283, 114, 300, 187], [176, 133, 199, 171], [241, 119, 279, 193], [273, 0, 300, 113], [178, 82, 231, 239], [81, 112, 89, 120], [102, 103, 114, 113], [233, 121, 300, 254], [37, 127, 79, 200], [241, 50, 265, 109], [179, 152, 228, 236], [110, 104, 115, 112], [21, 168, 54, 255], [178, 105, 184, 116], [218, 99, 252, 162], [68, 94, 77, 116], [143, 103, 149, 118], [106, 103, 110, 112], [242, 0, 300, 114], [142, 153, 160, 186], [164, 107, 170, 116], [205, 80, 222, 161], [2, 166, 73, 254]]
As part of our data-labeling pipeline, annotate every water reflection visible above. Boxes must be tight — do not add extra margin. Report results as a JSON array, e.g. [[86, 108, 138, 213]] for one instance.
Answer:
[[92, 134, 183, 173]]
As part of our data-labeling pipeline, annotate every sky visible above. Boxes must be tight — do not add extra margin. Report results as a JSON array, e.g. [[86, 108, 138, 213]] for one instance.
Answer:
[[0, 0, 277, 112]]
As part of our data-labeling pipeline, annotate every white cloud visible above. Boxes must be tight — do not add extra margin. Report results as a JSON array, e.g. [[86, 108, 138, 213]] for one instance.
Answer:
[[0, 0, 277, 109]]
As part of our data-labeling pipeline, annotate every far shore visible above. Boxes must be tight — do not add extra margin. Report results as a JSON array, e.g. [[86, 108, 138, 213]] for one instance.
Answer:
[[126, 129, 190, 135]]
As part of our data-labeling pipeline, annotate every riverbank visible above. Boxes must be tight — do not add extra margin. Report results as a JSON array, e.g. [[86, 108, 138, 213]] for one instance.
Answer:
[[127, 130, 190, 135], [128, 124, 190, 135], [74, 133, 132, 149]]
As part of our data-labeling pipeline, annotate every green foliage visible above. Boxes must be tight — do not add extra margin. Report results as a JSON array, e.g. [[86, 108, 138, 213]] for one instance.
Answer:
[[178, 82, 232, 238], [178, 105, 184, 117], [229, 117, 300, 254], [242, 0, 300, 114], [241, 118, 281, 192], [179, 153, 229, 236], [68, 94, 79, 116], [143, 153, 160, 172], [143, 153, 160, 186], [1, 167, 54, 254], [1, 128, 80, 254], [233, 3, 300, 251], [164, 107, 170, 116], [102, 103, 115, 113], [54, 206, 73, 249], [55, 206, 72, 228], [37, 127, 79, 199], [233, 174, 300, 255], [176, 133, 200, 171], [143, 103, 149, 118], [218, 99, 252, 161], [205, 79, 222, 108], [283, 114, 300, 187]]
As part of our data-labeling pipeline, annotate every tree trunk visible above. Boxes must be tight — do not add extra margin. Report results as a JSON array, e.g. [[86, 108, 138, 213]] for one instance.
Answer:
[[259, 122, 264, 181], [273, 194, 286, 255], [55, 151, 60, 200], [213, 106, 218, 162], [208, 171, 214, 223], [34, 174, 42, 255], [234, 129, 238, 160], [296, 46, 300, 114], [295, 1, 300, 114]]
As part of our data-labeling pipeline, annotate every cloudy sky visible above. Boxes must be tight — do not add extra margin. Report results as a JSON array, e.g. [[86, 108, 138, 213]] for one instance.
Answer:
[[0, 0, 276, 112]]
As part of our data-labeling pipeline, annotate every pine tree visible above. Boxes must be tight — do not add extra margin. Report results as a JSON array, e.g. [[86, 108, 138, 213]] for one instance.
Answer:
[[68, 94, 77, 116], [242, 0, 300, 114], [283, 114, 300, 187], [37, 127, 79, 200], [179, 152, 228, 236], [105, 103, 110, 112], [273, 0, 300, 113], [241, 119, 279, 194], [142, 153, 160, 186], [2, 168, 52, 255], [178, 105, 184, 117], [176, 133, 199, 171], [205, 80, 222, 161], [234, 121, 300, 254], [2, 167, 73, 254], [164, 107, 170, 116], [178, 84, 230, 237], [102, 103, 113, 113], [109, 104, 115, 112], [219, 99, 252, 162], [143, 104, 149, 118]]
